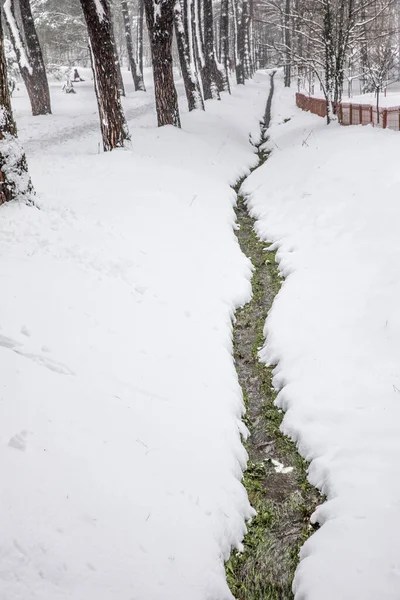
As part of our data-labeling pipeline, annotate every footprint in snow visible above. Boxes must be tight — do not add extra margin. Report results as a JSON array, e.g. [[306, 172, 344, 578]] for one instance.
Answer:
[[0, 333, 74, 376], [8, 431, 30, 451]]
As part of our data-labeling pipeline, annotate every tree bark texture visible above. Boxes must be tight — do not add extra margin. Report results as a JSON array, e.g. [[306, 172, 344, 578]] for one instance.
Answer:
[[121, 0, 145, 91], [193, 0, 208, 96], [284, 0, 291, 86], [138, 0, 145, 79], [4, 0, 52, 116], [80, 0, 130, 150], [109, 0, 125, 96], [323, 0, 334, 124], [248, 0, 254, 75], [202, 0, 220, 99], [0, 10, 34, 204], [241, 0, 251, 78], [235, 0, 245, 84], [174, 0, 204, 110], [144, 0, 181, 127], [219, 0, 231, 92]]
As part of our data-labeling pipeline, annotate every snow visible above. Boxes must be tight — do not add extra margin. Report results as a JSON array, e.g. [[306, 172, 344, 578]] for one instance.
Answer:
[[0, 69, 271, 599], [243, 72, 400, 600], [3, 0, 33, 75], [93, 0, 106, 22], [344, 85, 400, 107], [300, 80, 400, 108]]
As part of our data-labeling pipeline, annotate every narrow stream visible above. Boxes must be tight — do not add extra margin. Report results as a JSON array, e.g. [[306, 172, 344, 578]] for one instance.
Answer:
[[226, 73, 321, 600]]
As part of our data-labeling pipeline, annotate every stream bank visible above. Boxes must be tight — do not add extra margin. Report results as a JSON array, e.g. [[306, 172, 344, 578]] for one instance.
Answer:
[[226, 73, 321, 600]]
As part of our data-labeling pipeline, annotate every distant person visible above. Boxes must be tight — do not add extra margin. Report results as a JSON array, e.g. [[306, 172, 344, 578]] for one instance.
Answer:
[[73, 68, 84, 82]]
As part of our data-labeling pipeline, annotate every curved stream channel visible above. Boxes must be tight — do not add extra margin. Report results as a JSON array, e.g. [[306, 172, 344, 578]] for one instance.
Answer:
[[226, 73, 321, 600]]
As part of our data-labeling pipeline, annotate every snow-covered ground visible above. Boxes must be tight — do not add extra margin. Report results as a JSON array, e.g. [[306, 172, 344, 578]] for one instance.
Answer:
[[0, 70, 271, 599], [244, 74, 400, 600], [300, 78, 400, 108], [345, 87, 400, 107]]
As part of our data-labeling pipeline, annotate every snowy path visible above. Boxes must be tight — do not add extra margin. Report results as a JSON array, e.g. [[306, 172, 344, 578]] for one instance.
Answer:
[[13, 74, 185, 155], [0, 72, 271, 599], [20, 95, 156, 154]]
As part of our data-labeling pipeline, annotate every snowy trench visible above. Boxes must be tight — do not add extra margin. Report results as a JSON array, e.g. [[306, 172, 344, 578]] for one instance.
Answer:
[[2, 67, 398, 600]]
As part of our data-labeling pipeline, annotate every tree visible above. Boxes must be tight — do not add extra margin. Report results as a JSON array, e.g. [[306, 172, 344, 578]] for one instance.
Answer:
[[0, 10, 34, 204], [80, 0, 130, 150], [202, 0, 221, 99], [283, 0, 291, 86], [32, 0, 87, 65], [174, 0, 204, 110], [4, 0, 52, 115], [219, 0, 231, 91], [234, 0, 245, 83], [144, 0, 181, 126], [137, 0, 145, 78], [109, 0, 126, 96], [264, 0, 394, 123], [364, 42, 397, 122], [121, 0, 145, 90], [241, 0, 251, 77]]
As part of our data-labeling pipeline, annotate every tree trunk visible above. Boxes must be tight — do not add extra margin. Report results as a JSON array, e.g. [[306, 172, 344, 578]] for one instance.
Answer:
[[144, 0, 181, 127], [235, 0, 245, 84], [80, 0, 130, 151], [138, 0, 145, 80], [202, 0, 220, 99], [109, 0, 125, 96], [4, 0, 51, 116], [219, 0, 231, 92], [174, 0, 204, 110], [284, 0, 291, 86], [241, 0, 250, 78], [0, 10, 34, 204], [323, 0, 334, 124], [121, 0, 145, 90], [248, 0, 255, 76], [193, 0, 209, 97]]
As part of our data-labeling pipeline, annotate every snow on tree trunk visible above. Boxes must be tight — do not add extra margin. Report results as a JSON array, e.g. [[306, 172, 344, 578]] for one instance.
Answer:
[[234, 0, 245, 84], [193, 0, 209, 97], [80, 0, 130, 151], [248, 0, 254, 75], [174, 0, 204, 110], [4, 0, 51, 116], [202, 0, 220, 100], [283, 0, 291, 87], [0, 11, 34, 205], [108, 0, 125, 97], [323, 0, 334, 125], [144, 0, 181, 127], [137, 0, 145, 81], [241, 0, 251, 79], [219, 0, 231, 93], [121, 0, 145, 91]]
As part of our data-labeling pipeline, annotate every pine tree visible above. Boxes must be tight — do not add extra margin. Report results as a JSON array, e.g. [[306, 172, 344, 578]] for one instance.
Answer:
[[4, 0, 52, 115], [137, 0, 145, 79], [121, 0, 145, 91], [80, 0, 130, 151], [144, 0, 180, 126], [0, 10, 34, 204], [202, 0, 220, 99], [232, 0, 244, 84], [219, 0, 231, 92], [174, 0, 204, 111], [109, 0, 125, 96]]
